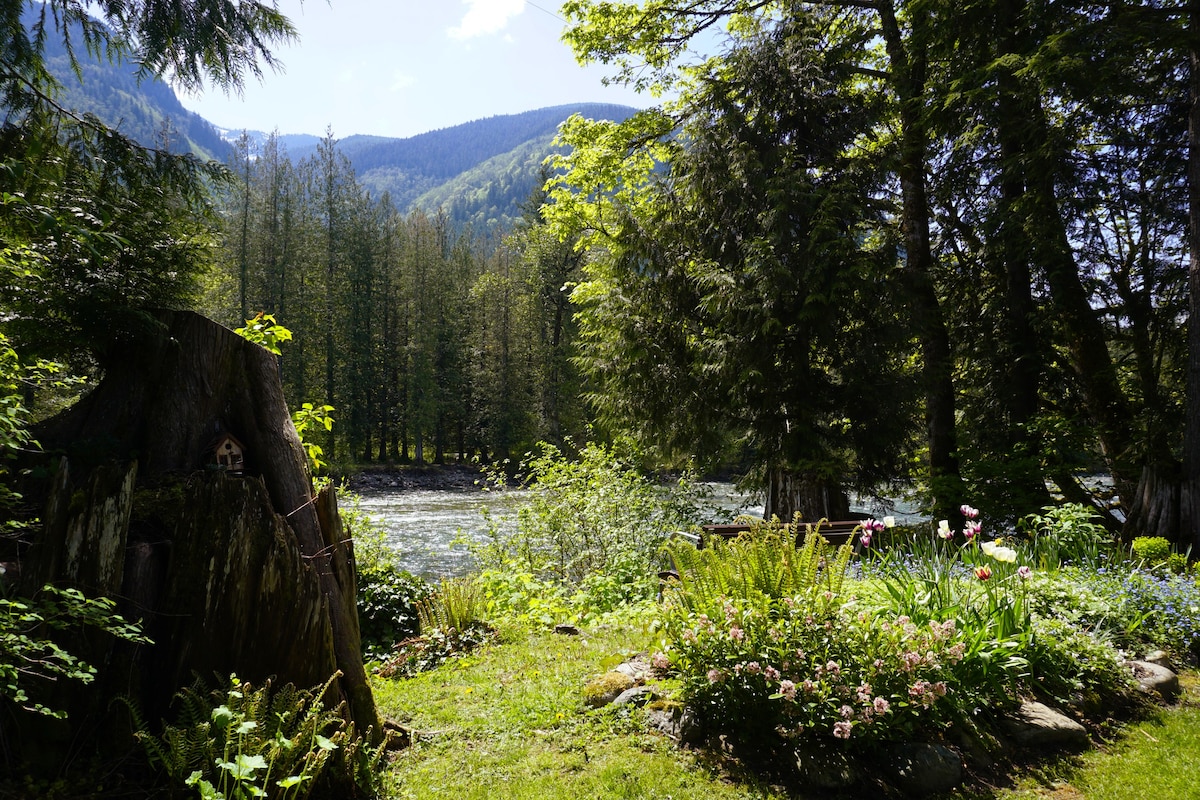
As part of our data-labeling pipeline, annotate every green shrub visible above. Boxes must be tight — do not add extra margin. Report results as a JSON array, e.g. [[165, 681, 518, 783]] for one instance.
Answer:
[[1027, 617, 1135, 708], [417, 576, 487, 634], [134, 673, 379, 800], [1019, 503, 1115, 569], [1130, 536, 1171, 567], [475, 439, 705, 607]]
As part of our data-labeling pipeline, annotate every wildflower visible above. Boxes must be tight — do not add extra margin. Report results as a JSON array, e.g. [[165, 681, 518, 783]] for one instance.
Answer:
[[833, 720, 852, 739], [961, 504, 979, 519], [938, 520, 954, 540], [1017, 565, 1033, 580], [974, 565, 992, 581], [779, 679, 797, 700]]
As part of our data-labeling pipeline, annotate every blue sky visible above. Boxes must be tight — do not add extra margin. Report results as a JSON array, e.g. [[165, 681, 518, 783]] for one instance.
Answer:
[[178, 0, 650, 139]]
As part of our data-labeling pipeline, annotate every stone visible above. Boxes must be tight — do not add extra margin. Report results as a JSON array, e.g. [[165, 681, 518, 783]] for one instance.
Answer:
[[645, 706, 703, 744], [582, 671, 636, 708], [1126, 659, 1180, 702], [613, 655, 652, 681], [1000, 701, 1088, 749], [881, 742, 963, 797], [794, 745, 859, 791], [553, 623, 581, 636], [613, 686, 659, 707]]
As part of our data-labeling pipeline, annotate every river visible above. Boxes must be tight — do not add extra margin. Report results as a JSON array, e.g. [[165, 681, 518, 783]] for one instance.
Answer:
[[352, 483, 921, 581]]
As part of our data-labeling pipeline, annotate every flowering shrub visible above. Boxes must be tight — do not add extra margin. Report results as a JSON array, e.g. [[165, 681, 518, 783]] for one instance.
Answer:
[[658, 592, 988, 745]]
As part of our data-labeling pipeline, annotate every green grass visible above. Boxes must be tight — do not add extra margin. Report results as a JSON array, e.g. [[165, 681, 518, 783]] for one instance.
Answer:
[[372, 620, 1200, 800], [952, 674, 1200, 800], [372, 620, 792, 800]]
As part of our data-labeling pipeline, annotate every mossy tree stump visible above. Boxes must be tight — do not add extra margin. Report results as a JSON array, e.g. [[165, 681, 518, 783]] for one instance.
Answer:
[[11, 310, 378, 766]]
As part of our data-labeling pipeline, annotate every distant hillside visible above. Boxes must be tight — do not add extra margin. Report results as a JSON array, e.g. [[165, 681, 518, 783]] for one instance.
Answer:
[[32, 13, 640, 234], [350, 104, 639, 218], [36, 11, 230, 160]]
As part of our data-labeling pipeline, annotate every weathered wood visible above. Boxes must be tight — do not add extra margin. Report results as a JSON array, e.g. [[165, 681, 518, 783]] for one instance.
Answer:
[[16, 310, 379, 765]]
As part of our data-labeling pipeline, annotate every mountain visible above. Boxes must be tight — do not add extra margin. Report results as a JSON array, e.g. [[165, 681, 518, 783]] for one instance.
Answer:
[[38, 18, 639, 232], [35, 10, 231, 160]]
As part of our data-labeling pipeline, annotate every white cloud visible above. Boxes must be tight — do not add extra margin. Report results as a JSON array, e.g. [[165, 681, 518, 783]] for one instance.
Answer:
[[448, 0, 525, 40]]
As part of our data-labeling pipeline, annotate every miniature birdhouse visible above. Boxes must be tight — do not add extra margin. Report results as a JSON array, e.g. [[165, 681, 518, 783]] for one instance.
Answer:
[[210, 432, 246, 472]]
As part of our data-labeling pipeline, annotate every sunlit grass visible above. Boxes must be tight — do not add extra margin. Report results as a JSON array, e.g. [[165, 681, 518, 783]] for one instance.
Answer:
[[372, 621, 796, 800], [952, 673, 1200, 800]]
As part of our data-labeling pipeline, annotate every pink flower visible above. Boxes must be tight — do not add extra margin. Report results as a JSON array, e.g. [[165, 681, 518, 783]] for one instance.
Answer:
[[651, 652, 670, 671], [860, 530, 873, 548], [1017, 565, 1033, 580], [873, 697, 890, 714], [963, 520, 982, 540], [960, 504, 979, 519], [744, 661, 762, 675], [826, 660, 841, 676], [729, 625, 745, 642], [840, 704, 855, 719], [764, 666, 781, 682], [833, 720, 852, 739], [707, 669, 725, 683], [779, 679, 797, 700]]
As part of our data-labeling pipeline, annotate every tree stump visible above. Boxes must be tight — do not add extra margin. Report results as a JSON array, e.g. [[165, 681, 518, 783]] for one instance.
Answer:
[[10, 310, 378, 766]]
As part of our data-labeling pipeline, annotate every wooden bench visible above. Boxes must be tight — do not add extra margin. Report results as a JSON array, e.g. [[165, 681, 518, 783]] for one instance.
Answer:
[[697, 519, 865, 548]]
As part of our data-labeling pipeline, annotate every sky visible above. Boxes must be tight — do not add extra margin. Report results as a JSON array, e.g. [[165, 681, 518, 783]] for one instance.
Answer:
[[177, 0, 651, 140]]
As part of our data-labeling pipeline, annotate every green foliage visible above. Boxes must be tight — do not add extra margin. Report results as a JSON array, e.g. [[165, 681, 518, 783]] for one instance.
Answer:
[[134, 672, 378, 800], [475, 439, 704, 604], [1027, 617, 1135, 708], [1130, 536, 1172, 567], [0, 583, 149, 719], [234, 313, 294, 357], [1019, 503, 1116, 570], [291, 403, 335, 473], [417, 576, 487, 635]]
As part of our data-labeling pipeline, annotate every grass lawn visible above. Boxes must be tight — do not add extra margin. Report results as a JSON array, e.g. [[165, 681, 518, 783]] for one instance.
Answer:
[[372, 620, 1200, 800]]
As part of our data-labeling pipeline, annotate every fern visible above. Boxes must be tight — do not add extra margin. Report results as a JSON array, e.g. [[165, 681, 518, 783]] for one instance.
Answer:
[[132, 672, 377, 800]]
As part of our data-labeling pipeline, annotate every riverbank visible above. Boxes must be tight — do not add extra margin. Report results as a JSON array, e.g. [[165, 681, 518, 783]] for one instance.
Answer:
[[347, 464, 489, 493]]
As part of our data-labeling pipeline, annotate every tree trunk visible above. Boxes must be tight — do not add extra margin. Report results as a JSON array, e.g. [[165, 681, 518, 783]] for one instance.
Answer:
[[13, 310, 379, 764], [763, 467, 851, 524], [1183, 0, 1200, 553]]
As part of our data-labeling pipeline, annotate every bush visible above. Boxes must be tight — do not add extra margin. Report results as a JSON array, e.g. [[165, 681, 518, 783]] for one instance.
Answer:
[[475, 439, 705, 607], [1019, 503, 1115, 569]]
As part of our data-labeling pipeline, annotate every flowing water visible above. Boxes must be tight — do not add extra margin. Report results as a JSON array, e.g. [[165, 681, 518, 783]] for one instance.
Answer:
[[353, 483, 921, 581]]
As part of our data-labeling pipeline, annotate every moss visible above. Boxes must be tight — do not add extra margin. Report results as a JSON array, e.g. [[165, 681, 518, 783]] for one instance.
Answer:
[[582, 671, 636, 708]]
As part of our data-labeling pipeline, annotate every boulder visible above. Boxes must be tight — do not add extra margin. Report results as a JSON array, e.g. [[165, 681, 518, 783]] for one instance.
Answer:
[[881, 742, 963, 797], [1000, 701, 1088, 749], [1126, 659, 1180, 702]]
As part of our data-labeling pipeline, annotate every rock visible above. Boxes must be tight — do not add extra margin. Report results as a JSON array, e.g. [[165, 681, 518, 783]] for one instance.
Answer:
[[554, 624, 581, 636], [1000, 701, 1088, 749], [1144, 650, 1172, 668], [645, 706, 703, 744], [794, 745, 859, 791], [613, 686, 658, 707], [1126, 659, 1180, 702], [613, 655, 652, 681], [582, 671, 636, 708], [881, 742, 963, 797]]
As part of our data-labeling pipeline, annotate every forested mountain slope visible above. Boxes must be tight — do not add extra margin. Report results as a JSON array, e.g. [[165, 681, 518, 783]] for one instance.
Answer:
[[35, 9, 230, 160], [40, 27, 638, 231]]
